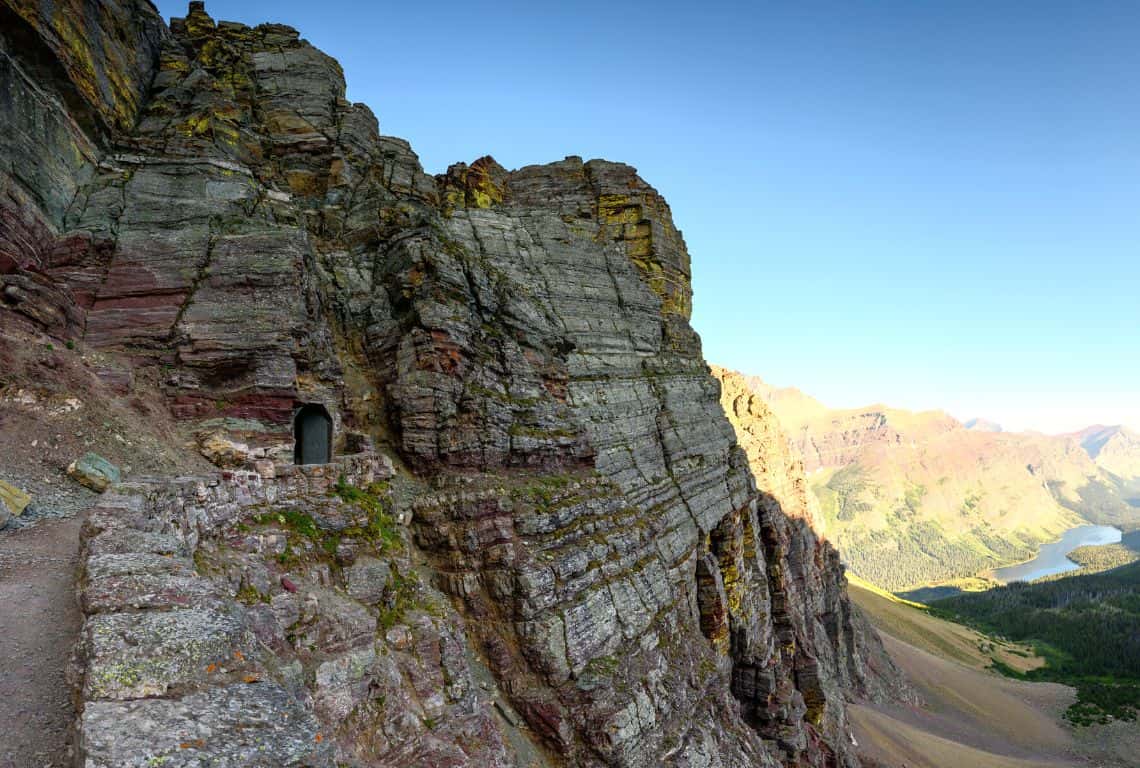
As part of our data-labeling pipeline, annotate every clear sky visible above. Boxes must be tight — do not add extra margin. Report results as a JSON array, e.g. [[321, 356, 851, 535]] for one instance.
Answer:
[[158, 0, 1140, 433]]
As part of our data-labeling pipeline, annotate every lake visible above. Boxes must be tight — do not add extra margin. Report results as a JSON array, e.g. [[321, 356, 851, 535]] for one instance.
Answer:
[[991, 524, 1122, 584]]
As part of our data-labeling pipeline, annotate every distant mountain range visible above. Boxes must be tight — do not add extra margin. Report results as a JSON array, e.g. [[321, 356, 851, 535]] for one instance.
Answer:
[[964, 417, 1002, 433], [1068, 425, 1140, 483], [722, 370, 1140, 591]]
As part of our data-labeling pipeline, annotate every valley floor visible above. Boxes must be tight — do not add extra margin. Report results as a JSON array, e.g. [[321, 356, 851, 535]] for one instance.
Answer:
[[849, 581, 1133, 768], [851, 632, 1076, 768]]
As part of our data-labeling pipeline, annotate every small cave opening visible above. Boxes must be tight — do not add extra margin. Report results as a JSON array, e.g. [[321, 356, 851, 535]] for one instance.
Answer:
[[293, 403, 333, 465]]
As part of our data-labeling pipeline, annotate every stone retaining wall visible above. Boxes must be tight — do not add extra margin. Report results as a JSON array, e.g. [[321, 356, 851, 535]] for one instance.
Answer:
[[68, 452, 518, 767]]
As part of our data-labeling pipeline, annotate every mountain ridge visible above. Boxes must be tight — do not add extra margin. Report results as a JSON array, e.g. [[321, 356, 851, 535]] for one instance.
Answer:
[[0, 2, 907, 766], [723, 369, 1140, 591], [1065, 425, 1140, 481], [965, 417, 1003, 433]]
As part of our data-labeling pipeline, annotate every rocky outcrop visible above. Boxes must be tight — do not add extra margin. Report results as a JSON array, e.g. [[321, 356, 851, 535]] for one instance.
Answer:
[[790, 408, 959, 475], [3, 2, 910, 765], [712, 367, 915, 713], [710, 367, 825, 535], [0, 0, 165, 337], [67, 452, 121, 492], [69, 455, 525, 768], [734, 376, 960, 474], [0, 478, 30, 528]]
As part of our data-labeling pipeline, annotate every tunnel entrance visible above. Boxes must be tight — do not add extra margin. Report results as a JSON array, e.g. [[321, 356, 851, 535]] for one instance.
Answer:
[[294, 404, 332, 465]]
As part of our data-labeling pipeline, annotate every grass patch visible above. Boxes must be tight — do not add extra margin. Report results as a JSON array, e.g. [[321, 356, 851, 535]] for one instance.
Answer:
[[378, 570, 423, 630], [247, 477, 400, 567], [332, 476, 400, 553], [934, 561, 1140, 725], [512, 473, 575, 509], [235, 583, 270, 604]]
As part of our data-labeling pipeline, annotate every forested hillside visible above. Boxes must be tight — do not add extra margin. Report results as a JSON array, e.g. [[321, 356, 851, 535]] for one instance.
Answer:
[[1066, 530, 1140, 574], [736, 374, 1140, 591], [933, 562, 1140, 724]]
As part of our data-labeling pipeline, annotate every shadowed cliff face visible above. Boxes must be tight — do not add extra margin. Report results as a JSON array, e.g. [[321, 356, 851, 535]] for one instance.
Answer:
[[1, 2, 908, 766], [712, 367, 917, 717]]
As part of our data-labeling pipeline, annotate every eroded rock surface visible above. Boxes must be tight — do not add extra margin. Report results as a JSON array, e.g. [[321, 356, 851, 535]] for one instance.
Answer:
[[3, 2, 909, 766], [72, 457, 521, 768], [67, 452, 121, 491], [712, 367, 918, 714]]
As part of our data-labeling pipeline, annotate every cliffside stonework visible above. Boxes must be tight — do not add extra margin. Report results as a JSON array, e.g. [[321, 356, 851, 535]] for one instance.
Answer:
[[1, 2, 908, 766]]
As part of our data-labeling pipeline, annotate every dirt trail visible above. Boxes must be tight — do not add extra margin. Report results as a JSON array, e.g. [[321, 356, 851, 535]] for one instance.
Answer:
[[0, 516, 82, 768]]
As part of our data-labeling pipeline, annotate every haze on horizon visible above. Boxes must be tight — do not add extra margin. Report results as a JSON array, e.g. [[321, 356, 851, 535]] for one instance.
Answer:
[[155, 0, 1140, 435], [747, 373, 1140, 436]]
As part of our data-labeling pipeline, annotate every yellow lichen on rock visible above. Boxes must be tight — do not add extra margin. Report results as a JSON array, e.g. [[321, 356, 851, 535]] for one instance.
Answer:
[[0, 480, 32, 522]]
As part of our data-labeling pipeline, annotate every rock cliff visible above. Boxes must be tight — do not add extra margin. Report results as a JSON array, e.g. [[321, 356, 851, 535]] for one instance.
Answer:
[[711, 367, 913, 700], [1, 2, 906, 765]]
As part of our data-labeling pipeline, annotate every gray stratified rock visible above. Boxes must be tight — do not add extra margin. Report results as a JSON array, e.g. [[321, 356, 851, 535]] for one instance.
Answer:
[[78, 682, 333, 767], [85, 529, 186, 557], [4, 0, 913, 765], [81, 607, 256, 699], [81, 572, 223, 613], [86, 552, 195, 580], [344, 556, 392, 605], [70, 461, 518, 767]]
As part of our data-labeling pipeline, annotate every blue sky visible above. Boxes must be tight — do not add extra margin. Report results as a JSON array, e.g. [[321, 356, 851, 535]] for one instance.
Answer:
[[158, 1, 1140, 432]]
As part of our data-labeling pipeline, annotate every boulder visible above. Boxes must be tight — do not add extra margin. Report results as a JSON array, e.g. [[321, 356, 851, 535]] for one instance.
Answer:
[[0, 480, 32, 528], [195, 430, 252, 468], [67, 453, 121, 492]]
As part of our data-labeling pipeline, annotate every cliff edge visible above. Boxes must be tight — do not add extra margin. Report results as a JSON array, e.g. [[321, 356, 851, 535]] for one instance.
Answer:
[[1, 3, 907, 766]]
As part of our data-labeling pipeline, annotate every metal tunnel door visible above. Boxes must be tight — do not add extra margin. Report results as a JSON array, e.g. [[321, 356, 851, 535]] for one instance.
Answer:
[[294, 405, 331, 464]]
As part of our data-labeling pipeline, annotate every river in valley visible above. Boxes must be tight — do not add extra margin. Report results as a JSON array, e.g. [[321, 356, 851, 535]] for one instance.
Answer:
[[991, 524, 1122, 584]]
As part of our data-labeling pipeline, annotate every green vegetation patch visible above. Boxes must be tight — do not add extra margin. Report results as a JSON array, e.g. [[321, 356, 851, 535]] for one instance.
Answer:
[[1064, 531, 1140, 575], [248, 477, 399, 566], [823, 465, 876, 522], [933, 561, 1140, 724], [1048, 477, 1136, 529], [331, 476, 400, 552], [958, 489, 983, 517], [512, 473, 575, 509], [903, 481, 927, 515], [378, 570, 425, 630]]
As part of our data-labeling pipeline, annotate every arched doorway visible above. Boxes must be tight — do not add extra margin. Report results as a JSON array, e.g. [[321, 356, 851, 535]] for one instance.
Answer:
[[294, 404, 332, 465]]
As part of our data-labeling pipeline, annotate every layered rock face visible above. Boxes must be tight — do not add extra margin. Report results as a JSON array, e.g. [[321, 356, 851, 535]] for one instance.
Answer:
[[71, 456, 533, 768], [1, 0, 164, 334], [2, 2, 906, 766], [710, 367, 826, 536], [711, 368, 914, 714]]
